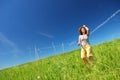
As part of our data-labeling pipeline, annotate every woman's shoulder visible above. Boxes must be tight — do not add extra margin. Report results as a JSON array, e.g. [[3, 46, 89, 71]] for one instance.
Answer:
[[79, 35, 85, 38], [79, 35, 82, 38], [82, 34, 88, 37]]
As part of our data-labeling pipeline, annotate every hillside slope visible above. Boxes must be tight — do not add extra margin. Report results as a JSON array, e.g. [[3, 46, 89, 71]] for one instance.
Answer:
[[0, 39, 120, 80]]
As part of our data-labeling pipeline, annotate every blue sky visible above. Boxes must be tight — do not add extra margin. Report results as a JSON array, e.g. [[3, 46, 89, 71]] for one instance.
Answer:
[[0, 0, 120, 69]]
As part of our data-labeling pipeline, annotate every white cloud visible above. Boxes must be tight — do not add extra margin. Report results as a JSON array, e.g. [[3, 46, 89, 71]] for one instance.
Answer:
[[38, 32, 54, 38], [61, 42, 64, 53], [0, 32, 16, 48], [52, 42, 56, 52], [91, 9, 120, 34], [0, 32, 20, 55], [68, 40, 77, 46], [39, 46, 52, 50]]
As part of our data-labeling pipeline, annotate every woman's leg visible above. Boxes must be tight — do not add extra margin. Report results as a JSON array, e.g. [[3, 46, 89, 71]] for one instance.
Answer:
[[89, 56, 93, 62], [86, 44, 94, 63], [82, 58, 90, 67], [81, 47, 90, 67]]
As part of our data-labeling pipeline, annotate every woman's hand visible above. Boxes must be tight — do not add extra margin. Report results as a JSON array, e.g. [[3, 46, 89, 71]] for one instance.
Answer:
[[78, 42, 80, 46]]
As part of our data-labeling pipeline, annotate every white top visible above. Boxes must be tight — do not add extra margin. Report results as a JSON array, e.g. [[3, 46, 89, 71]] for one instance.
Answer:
[[78, 34, 89, 46], [78, 26, 90, 46]]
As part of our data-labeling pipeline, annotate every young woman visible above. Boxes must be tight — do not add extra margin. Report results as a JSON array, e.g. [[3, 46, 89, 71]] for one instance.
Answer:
[[78, 25, 93, 67]]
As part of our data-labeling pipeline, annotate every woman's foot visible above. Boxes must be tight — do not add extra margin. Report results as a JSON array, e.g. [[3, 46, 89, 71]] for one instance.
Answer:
[[82, 58, 90, 68], [89, 56, 94, 64]]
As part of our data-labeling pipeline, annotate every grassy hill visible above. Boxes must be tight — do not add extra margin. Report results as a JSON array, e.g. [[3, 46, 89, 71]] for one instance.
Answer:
[[0, 39, 120, 80]]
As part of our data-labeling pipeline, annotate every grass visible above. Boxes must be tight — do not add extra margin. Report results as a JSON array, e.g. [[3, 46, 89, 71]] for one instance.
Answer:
[[0, 39, 120, 80]]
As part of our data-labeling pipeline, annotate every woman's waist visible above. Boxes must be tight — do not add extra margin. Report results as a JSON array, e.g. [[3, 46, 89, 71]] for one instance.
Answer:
[[82, 44, 91, 50], [81, 40, 89, 45]]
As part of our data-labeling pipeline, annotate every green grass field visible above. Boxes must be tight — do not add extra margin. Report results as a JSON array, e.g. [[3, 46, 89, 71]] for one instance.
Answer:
[[0, 39, 120, 80]]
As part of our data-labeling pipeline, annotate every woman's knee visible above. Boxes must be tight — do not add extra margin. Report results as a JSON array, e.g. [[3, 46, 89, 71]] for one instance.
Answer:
[[88, 56, 93, 60], [81, 57, 86, 60]]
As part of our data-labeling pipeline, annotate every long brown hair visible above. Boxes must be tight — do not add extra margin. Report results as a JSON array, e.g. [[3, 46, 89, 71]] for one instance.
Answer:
[[78, 27, 87, 35]]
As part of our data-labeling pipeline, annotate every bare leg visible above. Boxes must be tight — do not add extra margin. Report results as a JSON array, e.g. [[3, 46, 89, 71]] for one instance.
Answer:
[[89, 56, 94, 63], [82, 58, 90, 67]]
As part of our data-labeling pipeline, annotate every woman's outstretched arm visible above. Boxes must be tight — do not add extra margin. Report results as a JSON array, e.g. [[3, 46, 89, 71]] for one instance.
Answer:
[[78, 35, 81, 46]]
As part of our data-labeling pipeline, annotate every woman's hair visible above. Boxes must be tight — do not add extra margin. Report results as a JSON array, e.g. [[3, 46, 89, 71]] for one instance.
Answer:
[[78, 27, 87, 35]]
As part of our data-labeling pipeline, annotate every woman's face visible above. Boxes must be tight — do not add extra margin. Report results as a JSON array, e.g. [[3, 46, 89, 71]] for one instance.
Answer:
[[81, 28, 86, 33]]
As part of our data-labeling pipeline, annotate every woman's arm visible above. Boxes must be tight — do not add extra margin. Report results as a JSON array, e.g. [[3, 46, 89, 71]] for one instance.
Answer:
[[84, 26, 90, 36], [87, 29, 90, 36], [78, 36, 81, 46]]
